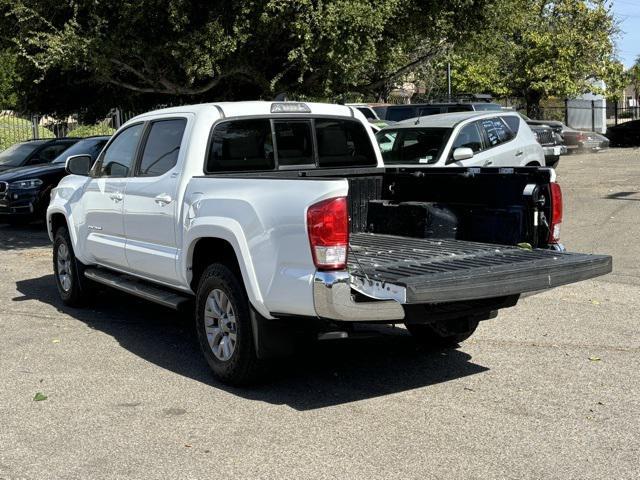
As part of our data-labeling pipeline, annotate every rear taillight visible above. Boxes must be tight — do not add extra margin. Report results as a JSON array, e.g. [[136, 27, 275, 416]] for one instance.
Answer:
[[307, 197, 349, 270], [548, 182, 563, 243]]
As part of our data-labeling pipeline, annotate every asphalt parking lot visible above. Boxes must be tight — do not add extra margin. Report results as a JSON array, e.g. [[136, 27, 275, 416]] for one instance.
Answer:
[[1, 149, 639, 480]]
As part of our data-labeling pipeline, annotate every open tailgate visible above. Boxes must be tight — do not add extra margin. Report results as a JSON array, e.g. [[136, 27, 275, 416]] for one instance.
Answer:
[[348, 233, 612, 304]]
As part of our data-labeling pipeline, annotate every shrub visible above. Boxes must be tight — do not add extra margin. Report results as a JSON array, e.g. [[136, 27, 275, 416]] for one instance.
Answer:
[[69, 123, 115, 138]]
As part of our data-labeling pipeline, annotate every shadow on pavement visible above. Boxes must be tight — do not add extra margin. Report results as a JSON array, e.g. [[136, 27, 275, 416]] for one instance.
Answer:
[[15, 274, 488, 411], [605, 191, 640, 201], [0, 223, 50, 250]]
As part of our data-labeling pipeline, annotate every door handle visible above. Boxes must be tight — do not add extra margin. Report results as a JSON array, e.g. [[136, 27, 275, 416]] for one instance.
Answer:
[[484, 161, 493, 166], [109, 192, 123, 202], [154, 194, 173, 206], [515, 151, 524, 157]]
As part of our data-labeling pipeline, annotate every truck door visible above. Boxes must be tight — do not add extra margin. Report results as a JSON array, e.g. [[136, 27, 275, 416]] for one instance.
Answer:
[[122, 117, 188, 284], [82, 123, 144, 269]]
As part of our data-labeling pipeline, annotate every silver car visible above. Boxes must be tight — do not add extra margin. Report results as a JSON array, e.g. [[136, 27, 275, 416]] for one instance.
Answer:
[[376, 111, 545, 168]]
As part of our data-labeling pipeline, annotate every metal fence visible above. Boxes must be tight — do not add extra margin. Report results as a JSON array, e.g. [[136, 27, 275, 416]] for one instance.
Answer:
[[0, 110, 122, 152], [500, 98, 640, 134]]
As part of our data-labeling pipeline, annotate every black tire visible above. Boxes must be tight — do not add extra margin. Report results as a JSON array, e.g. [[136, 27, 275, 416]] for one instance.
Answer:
[[195, 263, 261, 385], [405, 317, 479, 349], [53, 226, 93, 307], [547, 156, 560, 169]]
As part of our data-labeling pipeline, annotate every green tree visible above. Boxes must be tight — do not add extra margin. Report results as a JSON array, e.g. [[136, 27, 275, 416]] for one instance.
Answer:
[[628, 56, 640, 106], [448, 0, 620, 118], [1, 0, 494, 110], [0, 51, 20, 108]]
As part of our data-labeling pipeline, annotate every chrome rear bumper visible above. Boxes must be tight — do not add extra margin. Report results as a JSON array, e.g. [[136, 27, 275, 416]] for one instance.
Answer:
[[313, 271, 405, 322]]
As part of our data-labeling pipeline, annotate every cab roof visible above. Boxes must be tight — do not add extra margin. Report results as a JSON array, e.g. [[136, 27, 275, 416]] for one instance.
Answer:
[[129, 101, 359, 122]]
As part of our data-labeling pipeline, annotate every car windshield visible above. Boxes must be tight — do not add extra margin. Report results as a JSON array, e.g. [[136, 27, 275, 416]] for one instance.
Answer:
[[52, 138, 108, 164], [0, 142, 44, 167], [376, 128, 451, 165]]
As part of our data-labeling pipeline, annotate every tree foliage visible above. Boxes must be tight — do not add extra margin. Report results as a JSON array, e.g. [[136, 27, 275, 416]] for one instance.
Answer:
[[1, 0, 492, 111], [0, 52, 20, 108], [447, 0, 621, 116]]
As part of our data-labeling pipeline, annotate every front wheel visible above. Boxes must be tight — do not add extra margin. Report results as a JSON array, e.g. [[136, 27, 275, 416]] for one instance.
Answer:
[[195, 264, 262, 385], [53, 226, 93, 306], [405, 317, 479, 349]]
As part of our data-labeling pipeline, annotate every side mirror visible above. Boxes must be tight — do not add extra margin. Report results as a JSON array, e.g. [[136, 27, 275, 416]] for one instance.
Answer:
[[65, 155, 93, 176], [452, 147, 474, 161]]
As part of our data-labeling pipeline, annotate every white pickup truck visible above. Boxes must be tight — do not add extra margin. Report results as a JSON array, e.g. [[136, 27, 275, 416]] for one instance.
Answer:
[[47, 101, 612, 384]]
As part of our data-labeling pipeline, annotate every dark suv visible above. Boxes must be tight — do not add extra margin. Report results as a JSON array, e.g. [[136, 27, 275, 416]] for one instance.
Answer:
[[0, 136, 109, 224], [381, 102, 503, 122]]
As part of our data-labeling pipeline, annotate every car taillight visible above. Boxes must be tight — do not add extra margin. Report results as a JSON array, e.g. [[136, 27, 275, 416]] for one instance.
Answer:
[[548, 182, 563, 243], [307, 196, 349, 270]]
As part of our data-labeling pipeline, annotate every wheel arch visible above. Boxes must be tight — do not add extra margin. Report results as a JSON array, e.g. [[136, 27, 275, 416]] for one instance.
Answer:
[[48, 211, 69, 241], [185, 234, 272, 319]]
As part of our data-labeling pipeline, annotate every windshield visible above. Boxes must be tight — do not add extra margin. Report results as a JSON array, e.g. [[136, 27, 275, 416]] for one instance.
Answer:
[[52, 138, 109, 164], [376, 128, 451, 165], [0, 142, 43, 167]]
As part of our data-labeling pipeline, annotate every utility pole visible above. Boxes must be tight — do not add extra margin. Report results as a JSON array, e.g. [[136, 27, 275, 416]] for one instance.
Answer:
[[447, 62, 452, 101]]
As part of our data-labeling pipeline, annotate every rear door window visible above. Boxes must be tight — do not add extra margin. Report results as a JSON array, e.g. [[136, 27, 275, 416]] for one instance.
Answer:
[[480, 117, 515, 147], [502, 116, 520, 134], [274, 121, 314, 166], [315, 119, 376, 167], [138, 119, 187, 176], [207, 119, 274, 172]]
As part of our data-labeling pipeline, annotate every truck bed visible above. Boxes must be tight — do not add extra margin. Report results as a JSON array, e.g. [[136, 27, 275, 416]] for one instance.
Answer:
[[348, 233, 612, 304]]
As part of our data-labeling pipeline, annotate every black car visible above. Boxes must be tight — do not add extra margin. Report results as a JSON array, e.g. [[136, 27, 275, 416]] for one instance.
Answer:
[[607, 119, 640, 147], [381, 102, 502, 122], [0, 136, 109, 224], [0, 138, 80, 172]]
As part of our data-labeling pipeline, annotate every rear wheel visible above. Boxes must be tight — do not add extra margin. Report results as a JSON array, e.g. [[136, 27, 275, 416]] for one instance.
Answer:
[[53, 226, 94, 306], [195, 263, 262, 385], [547, 156, 560, 169], [405, 317, 479, 349]]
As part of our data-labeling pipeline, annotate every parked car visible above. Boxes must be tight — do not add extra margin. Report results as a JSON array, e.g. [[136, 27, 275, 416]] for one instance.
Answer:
[[376, 111, 544, 167], [48, 101, 610, 384], [346, 104, 380, 120], [0, 136, 109, 224], [527, 123, 566, 168], [562, 130, 609, 152], [519, 114, 608, 153], [606, 119, 640, 147], [371, 104, 390, 120], [381, 102, 503, 123], [0, 138, 80, 172]]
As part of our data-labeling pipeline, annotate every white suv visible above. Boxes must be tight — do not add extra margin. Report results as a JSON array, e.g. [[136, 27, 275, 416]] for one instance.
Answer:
[[376, 111, 544, 167]]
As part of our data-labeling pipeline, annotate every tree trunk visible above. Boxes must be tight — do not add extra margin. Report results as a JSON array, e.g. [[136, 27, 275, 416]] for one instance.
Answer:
[[525, 90, 543, 119]]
